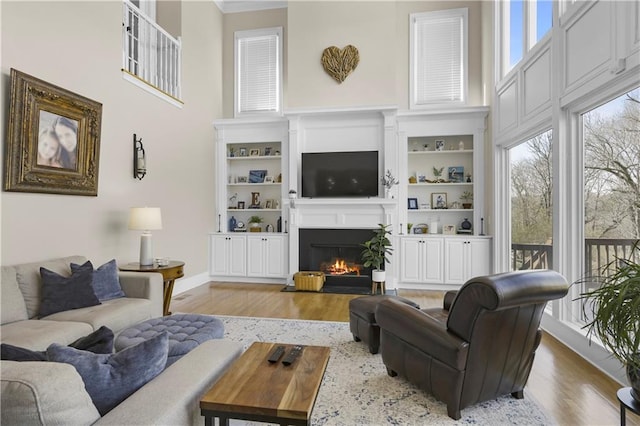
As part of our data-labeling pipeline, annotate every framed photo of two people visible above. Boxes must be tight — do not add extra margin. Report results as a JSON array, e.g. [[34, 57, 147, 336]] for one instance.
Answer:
[[4, 69, 102, 196]]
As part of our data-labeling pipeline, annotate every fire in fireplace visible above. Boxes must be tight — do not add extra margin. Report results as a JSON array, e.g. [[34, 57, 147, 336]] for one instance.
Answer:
[[321, 258, 361, 276], [299, 228, 375, 288]]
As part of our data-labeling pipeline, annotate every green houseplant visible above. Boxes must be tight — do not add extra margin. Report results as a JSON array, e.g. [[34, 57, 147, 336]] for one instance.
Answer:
[[576, 243, 640, 401], [361, 224, 393, 282], [248, 215, 263, 232]]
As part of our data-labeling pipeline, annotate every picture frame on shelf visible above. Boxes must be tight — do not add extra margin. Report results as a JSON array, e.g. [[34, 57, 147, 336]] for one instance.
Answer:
[[435, 140, 445, 151], [448, 166, 464, 183], [417, 174, 427, 183], [237, 176, 248, 183], [431, 192, 448, 209], [443, 224, 456, 235], [264, 147, 272, 156], [237, 201, 245, 209], [249, 148, 260, 157], [408, 198, 419, 210], [249, 169, 267, 183], [239, 148, 247, 157], [265, 200, 273, 209], [264, 175, 274, 183]]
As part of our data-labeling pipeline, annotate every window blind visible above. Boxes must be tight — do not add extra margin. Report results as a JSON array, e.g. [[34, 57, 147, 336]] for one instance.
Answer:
[[237, 32, 280, 114], [413, 10, 466, 105]]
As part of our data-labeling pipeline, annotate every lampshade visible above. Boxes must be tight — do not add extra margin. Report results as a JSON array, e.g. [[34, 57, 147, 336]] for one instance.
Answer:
[[128, 207, 162, 231]]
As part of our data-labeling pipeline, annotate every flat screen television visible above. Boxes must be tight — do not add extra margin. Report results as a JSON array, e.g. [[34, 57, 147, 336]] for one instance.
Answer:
[[301, 151, 379, 198]]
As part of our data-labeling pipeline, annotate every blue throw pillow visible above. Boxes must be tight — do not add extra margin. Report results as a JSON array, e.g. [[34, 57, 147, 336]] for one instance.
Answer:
[[47, 331, 169, 415], [71, 259, 125, 301], [39, 262, 100, 317], [1, 326, 114, 361]]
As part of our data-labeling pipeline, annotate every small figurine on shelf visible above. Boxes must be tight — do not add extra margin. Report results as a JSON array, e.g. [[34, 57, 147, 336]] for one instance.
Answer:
[[432, 166, 445, 183], [466, 174, 472, 182]]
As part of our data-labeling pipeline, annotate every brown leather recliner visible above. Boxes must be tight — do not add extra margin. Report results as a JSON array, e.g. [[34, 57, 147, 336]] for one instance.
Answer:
[[375, 270, 569, 420]]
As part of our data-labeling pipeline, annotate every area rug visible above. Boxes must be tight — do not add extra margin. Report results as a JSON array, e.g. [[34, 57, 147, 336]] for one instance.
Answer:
[[217, 315, 550, 425]]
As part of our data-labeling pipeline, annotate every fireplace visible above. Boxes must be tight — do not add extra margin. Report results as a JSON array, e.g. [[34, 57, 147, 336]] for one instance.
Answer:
[[299, 228, 376, 288]]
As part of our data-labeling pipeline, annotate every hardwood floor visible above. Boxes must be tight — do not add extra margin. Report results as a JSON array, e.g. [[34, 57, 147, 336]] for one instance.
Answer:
[[172, 282, 636, 425]]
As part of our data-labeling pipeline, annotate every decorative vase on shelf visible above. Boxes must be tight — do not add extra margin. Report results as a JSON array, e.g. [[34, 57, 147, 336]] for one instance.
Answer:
[[228, 216, 237, 232]]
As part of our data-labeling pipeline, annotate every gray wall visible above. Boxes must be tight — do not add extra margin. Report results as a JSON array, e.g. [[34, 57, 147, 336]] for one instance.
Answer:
[[0, 1, 223, 278]]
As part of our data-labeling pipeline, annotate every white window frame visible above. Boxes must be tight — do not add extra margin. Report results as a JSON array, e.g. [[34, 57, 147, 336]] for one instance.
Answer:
[[499, 0, 553, 78], [234, 27, 283, 117], [409, 8, 468, 109]]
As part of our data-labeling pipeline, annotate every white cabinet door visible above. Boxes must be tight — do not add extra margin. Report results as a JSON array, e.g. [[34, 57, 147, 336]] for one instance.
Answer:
[[226, 235, 246, 276], [400, 237, 444, 284], [400, 238, 423, 283], [444, 238, 491, 285], [264, 236, 287, 278], [423, 238, 444, 283], [467, 238, 491, 279], [209, 235, 230, 276], [247, 235, 287, 278], [444, 239, 467, 285], [210, 234, 246, 276]]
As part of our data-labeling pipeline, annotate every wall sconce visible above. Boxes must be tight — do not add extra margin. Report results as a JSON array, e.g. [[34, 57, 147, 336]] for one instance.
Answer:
[[133, 134, 146, 180]]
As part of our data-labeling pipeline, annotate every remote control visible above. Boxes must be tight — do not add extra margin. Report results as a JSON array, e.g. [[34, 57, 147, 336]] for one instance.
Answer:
[[282, 345, 303, 366], [267, 345, 286, 363]]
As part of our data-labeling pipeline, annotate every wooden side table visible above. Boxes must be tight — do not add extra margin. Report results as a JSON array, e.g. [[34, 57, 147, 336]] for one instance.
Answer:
[[119, 261, 184, 316], [618, 387, 640, 426]]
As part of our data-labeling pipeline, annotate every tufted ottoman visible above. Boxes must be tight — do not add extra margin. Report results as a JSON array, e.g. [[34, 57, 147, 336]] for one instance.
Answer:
[[115, 314, 224, 366], [349, 295, 420, 354]]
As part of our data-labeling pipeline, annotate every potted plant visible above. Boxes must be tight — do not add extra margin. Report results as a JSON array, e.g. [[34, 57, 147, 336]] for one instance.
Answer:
[[361, 224, 393, 283], [460, 191, 473, 209], [381, 169, 399, 198], [248, 215, 263, 232], [575, 243, 640, 402], [432, 166, 445, 183]]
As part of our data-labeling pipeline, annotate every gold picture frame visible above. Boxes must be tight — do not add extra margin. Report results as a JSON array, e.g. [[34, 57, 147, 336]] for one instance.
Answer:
[[4, 69, 102, 196]]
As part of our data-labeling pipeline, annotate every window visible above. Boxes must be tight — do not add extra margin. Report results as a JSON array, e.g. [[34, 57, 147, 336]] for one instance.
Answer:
[[410, 8, 468, 107], [577, 88, 640, 322], [509, 130, 553, 272], [122, 0, 182, 104], [500, 0, 553, 76], [235, 27, 283, 117]]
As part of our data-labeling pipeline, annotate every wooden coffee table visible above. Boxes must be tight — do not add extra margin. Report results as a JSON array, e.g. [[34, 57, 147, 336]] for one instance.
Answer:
[[200, 342, 330, 426]]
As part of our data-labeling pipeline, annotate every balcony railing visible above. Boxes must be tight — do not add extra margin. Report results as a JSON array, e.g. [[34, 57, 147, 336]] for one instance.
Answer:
[[512, 238, 638, 285], [122, 1, 181, 100]]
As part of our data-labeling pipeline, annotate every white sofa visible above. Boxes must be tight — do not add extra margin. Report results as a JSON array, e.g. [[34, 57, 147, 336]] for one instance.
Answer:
[[1, 256, 244, 425]]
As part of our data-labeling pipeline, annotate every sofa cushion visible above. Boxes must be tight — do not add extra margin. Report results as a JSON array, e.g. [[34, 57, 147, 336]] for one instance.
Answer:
[[43, 297, 156, 334], [1, 266, 28, 325], [47, 331, 169, 416], [1, 326, 115, 361], [0, 319, 94, 351], [71, 259, 125, 301], [14, 256, 86, 319], [1, 360, 100, 426], [39, 261, 101, 317]]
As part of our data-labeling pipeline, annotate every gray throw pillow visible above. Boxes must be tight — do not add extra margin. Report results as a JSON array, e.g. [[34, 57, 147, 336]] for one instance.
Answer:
[[46, 332, 169, 415], [71, 259, 125, 301], [39, 262, 100, 317], [1, 326, 114, 361]]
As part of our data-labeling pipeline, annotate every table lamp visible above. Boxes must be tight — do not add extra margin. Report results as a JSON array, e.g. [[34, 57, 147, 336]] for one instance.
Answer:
[[128, 207, 162, 266]]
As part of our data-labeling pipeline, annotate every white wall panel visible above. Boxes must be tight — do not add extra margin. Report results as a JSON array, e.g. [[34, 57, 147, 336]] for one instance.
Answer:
[[563, 1, 612, 91], [523, 48, 551, 118], [497, 80, 518, 133]]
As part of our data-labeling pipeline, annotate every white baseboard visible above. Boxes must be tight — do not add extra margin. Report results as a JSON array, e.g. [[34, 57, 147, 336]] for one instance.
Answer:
[[173, 272, 210, 295]]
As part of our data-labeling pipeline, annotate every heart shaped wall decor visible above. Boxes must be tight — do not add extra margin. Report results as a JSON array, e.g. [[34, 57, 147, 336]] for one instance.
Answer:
[[321, 45, 359, 84]]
